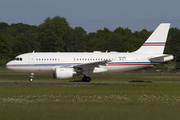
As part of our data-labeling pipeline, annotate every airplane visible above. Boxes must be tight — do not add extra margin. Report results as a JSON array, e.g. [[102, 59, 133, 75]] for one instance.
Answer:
[[6, 23, 173, 82]]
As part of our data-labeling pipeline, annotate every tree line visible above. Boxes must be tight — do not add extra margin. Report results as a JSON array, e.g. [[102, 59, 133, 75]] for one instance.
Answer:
[[0, 16, 180, 69]]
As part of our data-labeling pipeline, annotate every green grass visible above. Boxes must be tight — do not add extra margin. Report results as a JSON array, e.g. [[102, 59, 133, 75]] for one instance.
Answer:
[[1, 69, 180, 119], [1, 85, 180, 120]]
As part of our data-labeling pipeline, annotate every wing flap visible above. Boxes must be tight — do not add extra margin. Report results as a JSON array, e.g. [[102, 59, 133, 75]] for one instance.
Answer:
[[73, 60, 111, 68]]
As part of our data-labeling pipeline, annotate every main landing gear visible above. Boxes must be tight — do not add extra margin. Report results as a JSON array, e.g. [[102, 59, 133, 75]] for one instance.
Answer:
[[82, 76, 91, 82], [29, 73, 34, 82]]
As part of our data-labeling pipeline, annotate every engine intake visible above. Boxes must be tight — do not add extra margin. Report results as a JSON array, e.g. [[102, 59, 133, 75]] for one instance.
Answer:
[[54, 68, 74, 79]]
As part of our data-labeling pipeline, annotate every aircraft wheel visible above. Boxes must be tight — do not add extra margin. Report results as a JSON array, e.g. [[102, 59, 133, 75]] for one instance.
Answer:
[[29, 77, 34, 82], [86, 77, 91, 82], [82, 77, 86, 82], [82, 76, 91, 82]]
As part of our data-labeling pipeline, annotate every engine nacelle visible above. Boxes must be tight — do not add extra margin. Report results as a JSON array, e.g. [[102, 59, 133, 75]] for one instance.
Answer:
[[54, 68, 74, 79]]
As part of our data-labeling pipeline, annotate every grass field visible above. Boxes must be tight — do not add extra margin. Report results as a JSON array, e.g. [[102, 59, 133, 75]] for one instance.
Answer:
[[0, 70, 180, 120]]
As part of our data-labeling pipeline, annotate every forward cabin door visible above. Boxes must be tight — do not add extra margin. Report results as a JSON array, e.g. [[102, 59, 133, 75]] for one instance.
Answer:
[[29, 53, 34, 65]]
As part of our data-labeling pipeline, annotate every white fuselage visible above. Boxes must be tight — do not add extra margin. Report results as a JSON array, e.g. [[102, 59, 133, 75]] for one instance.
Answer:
[[6, 52, 162, 74]]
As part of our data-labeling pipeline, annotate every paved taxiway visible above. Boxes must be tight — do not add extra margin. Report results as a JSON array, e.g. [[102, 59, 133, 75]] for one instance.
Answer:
[[0, 81, 129, 86]]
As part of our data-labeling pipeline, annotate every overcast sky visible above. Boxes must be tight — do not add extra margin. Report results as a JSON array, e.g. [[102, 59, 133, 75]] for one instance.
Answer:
[[0, 0, 179, 33]]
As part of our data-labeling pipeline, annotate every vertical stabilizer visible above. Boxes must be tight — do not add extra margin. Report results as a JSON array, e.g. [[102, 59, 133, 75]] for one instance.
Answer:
[[134, 23, 170, 54]]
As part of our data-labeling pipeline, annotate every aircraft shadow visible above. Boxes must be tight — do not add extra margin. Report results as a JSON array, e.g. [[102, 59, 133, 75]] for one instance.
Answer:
[[69, 80, 83, 82]]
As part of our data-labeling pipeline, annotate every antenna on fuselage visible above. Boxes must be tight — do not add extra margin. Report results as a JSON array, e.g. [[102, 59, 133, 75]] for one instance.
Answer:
[[32, 50, 35, 53]]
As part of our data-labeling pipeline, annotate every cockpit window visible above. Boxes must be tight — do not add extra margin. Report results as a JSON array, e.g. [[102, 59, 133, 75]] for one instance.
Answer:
[[13, 57, 22, 61]]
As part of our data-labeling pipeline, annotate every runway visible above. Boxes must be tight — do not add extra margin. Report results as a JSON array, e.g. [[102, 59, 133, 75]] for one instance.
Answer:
[[0, 81, 129, 86]]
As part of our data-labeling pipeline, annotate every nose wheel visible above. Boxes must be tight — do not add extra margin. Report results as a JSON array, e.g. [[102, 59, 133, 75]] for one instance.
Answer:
[[29, 77, 34, 82], [29, 73, 34, 82]]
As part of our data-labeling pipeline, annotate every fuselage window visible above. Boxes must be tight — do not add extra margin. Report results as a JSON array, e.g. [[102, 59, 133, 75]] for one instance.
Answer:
[[119, 57, 126, 61]]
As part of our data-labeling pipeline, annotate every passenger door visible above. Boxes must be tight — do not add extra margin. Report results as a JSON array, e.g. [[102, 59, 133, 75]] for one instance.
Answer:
[[29, 54, 34, 65]]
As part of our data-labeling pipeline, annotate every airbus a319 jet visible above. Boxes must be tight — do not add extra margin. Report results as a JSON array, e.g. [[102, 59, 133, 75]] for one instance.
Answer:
[[6, 23, 173, 82]]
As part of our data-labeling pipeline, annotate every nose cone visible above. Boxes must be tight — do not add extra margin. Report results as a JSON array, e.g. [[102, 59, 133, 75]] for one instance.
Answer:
[[6, 61, 14, 71], [6, 61, 11, 69]]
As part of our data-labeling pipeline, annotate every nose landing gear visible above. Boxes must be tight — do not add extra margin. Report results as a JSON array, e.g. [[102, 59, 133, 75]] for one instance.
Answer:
[[29, 73, 34, 82]]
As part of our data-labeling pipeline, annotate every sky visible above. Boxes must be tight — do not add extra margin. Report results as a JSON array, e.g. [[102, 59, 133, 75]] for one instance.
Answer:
[[0, 0, 180, 33]]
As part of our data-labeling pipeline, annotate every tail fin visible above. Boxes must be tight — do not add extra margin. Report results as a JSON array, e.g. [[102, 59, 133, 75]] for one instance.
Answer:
[[134, 23, 170, 54]]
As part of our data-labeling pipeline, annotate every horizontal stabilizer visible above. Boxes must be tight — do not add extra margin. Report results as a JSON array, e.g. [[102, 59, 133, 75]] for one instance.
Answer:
[[149, 55, 174, 62]]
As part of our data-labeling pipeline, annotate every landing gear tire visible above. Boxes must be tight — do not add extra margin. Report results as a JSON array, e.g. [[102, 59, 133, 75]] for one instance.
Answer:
[[29, 77, 34, 82], [29, 73, 34, 82], [82, 76, 91, 82]]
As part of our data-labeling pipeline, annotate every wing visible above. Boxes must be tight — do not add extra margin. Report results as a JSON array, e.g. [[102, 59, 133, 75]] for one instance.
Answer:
[[72, 60, 111, 75], [73, 60, 110, 68]]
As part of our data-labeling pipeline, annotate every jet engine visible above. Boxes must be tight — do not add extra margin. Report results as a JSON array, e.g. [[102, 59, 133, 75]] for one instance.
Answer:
[[54, 68, 74, 79]]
